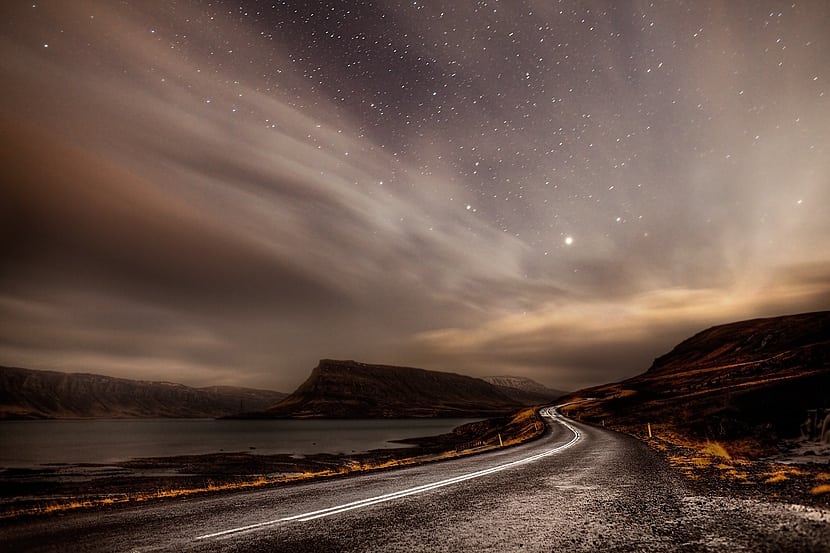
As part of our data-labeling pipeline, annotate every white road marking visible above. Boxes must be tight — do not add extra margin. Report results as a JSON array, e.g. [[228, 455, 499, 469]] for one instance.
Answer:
[[195, 408, 580, 541]]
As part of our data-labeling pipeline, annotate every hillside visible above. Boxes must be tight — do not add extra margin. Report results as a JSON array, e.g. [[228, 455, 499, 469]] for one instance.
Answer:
[[258, 359, 529, 418], [482, 375, 565, 404], [561, 311, 830, 455], [0, 366, 286, 419]]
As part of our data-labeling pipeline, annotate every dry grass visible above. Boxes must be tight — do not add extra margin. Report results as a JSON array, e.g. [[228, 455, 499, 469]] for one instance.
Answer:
[[652, 428, 828, 495], [650, 428, 765, 462], [761, 467, 806, 484], [5, 476, 289, 518], [765, 473, 788, 484], [715, 465, 749, 481], [700, 441, 731, 460], [657, 432, 766, 484], [3, 467, 370, 519], [567, 415, 798, 490], [667, 450, 747, 481], [809, 474, 830, 496], [666, 455, 707, 480], [500, 407, 546, 447]]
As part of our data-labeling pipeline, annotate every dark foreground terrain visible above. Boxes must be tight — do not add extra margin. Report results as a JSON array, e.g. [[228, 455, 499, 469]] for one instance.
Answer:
[[2, 409, 828, 552]]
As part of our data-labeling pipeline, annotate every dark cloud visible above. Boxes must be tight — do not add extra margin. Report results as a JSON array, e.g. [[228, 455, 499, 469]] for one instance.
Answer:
[[0, 119, 348, 315], [1, 1, 829, 392]]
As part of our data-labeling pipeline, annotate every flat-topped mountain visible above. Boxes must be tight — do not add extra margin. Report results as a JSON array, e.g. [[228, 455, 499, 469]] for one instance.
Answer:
[[562, 311, 830, 453], [482, 375, 565, 404], [0, 366, 286, 419], [260, 359, 531, 418]]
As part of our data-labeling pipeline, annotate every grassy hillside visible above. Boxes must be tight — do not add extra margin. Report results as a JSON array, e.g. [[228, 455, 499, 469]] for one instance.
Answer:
[[561, 312, 830, 456]]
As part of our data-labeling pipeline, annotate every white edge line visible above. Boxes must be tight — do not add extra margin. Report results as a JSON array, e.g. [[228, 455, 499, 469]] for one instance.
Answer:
[[195, 408, 580, 541]]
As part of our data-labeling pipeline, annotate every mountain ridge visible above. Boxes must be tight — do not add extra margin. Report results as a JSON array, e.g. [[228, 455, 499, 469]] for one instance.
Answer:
[[561, 311, 830, 453], [0, 366, 287, 419], [482, 375, 566, 404], [255, 359, 537, 418]]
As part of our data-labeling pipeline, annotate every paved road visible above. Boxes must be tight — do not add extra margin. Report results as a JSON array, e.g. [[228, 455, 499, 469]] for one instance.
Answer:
[[3, 409, 829, 552]]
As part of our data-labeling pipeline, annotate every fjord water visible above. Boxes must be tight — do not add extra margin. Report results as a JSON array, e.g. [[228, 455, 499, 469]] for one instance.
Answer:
[[0, 418, 478, 468]]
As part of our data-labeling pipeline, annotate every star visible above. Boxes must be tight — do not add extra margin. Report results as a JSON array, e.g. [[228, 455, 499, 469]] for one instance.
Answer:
[[1, 0, 828, 393]]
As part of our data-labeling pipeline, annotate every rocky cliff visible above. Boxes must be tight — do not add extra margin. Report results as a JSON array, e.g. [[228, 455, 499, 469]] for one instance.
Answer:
[[259, 359, 529, 418]]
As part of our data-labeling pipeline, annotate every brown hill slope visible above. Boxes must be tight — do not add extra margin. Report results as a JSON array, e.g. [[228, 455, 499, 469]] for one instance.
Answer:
[[0, 366, 286, 419], [259, 359, 528, 418], [561, 311, 830, 455]]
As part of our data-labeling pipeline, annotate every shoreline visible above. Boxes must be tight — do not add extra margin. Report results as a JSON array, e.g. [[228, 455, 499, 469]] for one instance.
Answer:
[[0, 407, 546, 519]]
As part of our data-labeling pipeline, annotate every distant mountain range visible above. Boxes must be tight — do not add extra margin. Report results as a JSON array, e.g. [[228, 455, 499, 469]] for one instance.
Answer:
[[254, 359, 550, 418], [0, 361, 560, 420], [0, 366, 287, 419], [481, 375, 565, 404], [562, 311, 830, 452]]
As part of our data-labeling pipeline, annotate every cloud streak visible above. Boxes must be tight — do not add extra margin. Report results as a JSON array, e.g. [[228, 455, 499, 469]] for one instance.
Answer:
[[1, 1, 828, 391]]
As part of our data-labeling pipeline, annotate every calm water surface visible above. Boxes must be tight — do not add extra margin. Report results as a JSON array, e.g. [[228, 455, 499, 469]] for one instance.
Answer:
[[0, 418, 477, 468]]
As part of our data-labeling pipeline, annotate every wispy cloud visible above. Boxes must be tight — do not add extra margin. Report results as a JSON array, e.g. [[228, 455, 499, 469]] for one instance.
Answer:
[[1, 1, 828, 391]]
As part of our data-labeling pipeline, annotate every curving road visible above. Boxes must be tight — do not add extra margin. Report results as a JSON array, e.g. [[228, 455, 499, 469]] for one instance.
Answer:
[[3, 408, 829, 552]]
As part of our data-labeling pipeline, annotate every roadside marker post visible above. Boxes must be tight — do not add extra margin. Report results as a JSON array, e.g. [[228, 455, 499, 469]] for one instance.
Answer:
[[647, 423, 652, 438]]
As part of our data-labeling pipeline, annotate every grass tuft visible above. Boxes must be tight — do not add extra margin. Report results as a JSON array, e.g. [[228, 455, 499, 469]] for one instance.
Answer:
[[700, 441, 731, 460]]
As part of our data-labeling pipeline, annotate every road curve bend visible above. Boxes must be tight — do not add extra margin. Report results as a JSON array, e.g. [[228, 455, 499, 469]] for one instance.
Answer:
[[2, 408, 828, 552]]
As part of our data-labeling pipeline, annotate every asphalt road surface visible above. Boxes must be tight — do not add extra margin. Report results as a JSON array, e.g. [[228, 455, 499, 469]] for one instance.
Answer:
[[3, 408, 829, 552]]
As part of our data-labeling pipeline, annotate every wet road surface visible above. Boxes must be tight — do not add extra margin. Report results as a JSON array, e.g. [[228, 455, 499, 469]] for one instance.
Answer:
[[3, 408, 829, 552]]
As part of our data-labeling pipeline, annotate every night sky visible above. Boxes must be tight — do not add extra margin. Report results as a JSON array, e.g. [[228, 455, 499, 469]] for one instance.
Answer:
[[1, 1, 829, 392]]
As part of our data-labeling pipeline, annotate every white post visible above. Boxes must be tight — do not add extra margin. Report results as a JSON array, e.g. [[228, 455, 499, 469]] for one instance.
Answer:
[[647, 423, 652, 438], [498, 433, 503, 447]]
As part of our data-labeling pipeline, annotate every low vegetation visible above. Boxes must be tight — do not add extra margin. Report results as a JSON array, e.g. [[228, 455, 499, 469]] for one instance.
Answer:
[[563, 401, 829, 505]]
